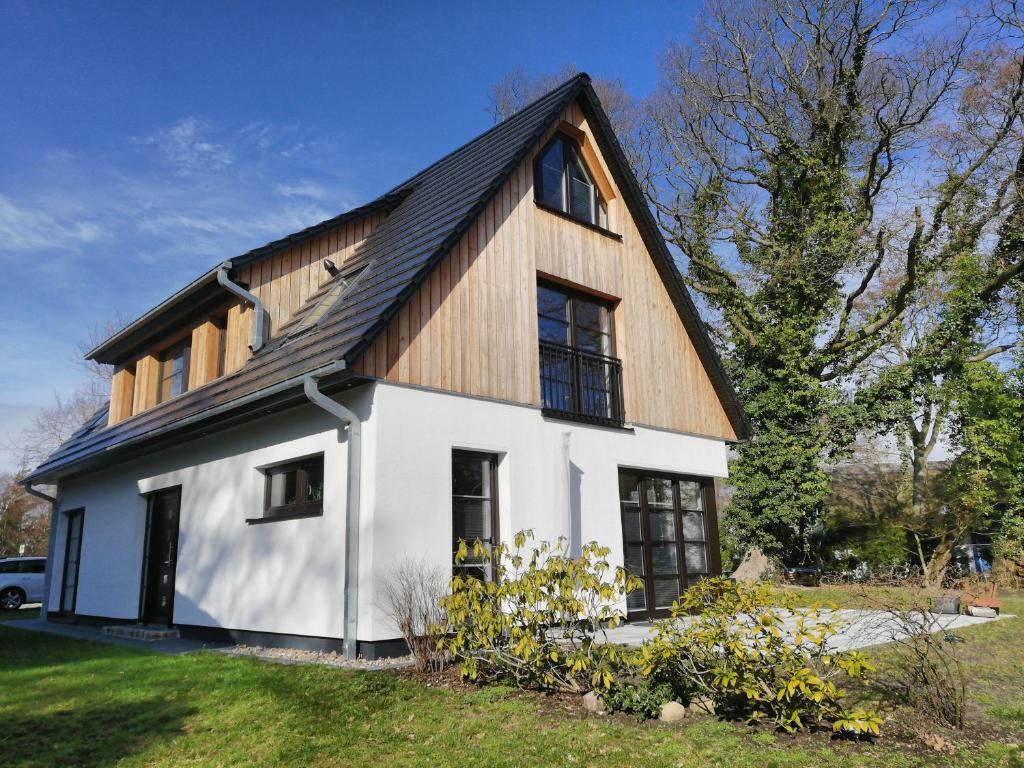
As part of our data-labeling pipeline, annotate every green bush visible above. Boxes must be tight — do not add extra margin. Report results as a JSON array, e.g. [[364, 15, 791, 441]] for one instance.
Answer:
[[436, 531, 641, 694], [604, 671, 678, 720], [638, 578, 882, 734]]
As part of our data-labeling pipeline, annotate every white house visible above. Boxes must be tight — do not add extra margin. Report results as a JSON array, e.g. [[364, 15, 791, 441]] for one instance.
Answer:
[[25, 74, 749, 659]]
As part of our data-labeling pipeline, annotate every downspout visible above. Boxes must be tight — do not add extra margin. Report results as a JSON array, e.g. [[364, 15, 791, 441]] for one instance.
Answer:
[[302, 362, 362, 660], [216, 263, 268, 353], [23, 482, 58, 620]]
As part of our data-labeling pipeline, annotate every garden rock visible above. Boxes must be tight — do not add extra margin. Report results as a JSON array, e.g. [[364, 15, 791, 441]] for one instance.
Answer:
[[659, 701, 688, 722], [966, 605, 998, 618], [731, 547, 771, 582], [582, 691, 606, 714], [688, 696, 716, 715]]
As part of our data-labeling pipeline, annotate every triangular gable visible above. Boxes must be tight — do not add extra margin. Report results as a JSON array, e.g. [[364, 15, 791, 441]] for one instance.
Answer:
[[349, 77, 749, 441]]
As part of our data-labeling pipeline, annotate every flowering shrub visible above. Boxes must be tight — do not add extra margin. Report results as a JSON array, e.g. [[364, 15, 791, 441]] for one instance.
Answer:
[[638, 578, 882, 734], [435, 530, 641, 693]]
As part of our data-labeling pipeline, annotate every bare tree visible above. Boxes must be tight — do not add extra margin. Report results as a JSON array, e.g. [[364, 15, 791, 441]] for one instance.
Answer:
[[488, 65, 639, 145], [75, 310, 133, 386], [8, 311, 129, 476], [0, 473, 49, 556]]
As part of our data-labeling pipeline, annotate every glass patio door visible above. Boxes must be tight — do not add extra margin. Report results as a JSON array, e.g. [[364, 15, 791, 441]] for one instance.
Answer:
[[618, 471, 718, 620]]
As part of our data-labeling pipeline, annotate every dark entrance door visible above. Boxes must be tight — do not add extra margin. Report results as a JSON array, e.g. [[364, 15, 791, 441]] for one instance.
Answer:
[[141, 488, 181, 626], [618, 471, 721, 620]]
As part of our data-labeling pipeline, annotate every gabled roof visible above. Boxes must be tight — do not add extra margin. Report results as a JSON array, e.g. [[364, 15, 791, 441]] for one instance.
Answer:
[[27, 74, 748, 485]]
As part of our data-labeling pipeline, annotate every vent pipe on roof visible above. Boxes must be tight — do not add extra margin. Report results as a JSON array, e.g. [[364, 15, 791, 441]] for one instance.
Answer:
[[302, 362, 363, 661], [216, 263, 268, 353]]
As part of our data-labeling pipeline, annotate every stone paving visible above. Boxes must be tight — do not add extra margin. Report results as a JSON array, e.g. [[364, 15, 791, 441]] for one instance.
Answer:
[[4, 617, 231, 655], [597, 608, 1008, 651]]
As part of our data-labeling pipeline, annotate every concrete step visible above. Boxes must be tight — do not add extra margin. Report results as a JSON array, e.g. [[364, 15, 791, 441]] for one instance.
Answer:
[[102, 625, 180, 641]]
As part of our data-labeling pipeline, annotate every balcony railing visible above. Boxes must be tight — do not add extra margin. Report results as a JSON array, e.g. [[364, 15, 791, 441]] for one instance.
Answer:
[[539, 341, 625, 427]]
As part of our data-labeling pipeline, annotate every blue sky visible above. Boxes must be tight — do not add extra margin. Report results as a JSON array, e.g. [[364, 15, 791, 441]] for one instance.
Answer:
[[0, 0, 700, 471]]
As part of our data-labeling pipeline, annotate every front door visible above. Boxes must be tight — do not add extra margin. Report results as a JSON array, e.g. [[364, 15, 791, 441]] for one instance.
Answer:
[[141, 488, 181, 626], [618, 471, 720, 620]]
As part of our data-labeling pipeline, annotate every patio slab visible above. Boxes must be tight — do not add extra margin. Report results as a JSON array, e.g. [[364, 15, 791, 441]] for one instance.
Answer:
[[599, 608, 1010, 651], [3, 617, 231, 655]]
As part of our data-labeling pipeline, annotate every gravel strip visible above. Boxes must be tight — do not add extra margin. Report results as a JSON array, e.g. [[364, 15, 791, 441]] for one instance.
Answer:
[[215, 644, 416, 670]]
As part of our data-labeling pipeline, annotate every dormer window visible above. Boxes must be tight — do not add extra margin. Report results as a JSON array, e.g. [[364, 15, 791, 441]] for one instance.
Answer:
[[158, 339, 191, 403], [535, 134, 609, 229]]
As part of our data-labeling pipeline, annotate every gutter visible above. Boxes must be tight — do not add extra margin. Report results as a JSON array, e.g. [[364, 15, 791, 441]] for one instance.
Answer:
[[23, 482, 57, 505], [216, 263, 268, 353], [302, 361, 363, 661], [26, 361, 356, 486]]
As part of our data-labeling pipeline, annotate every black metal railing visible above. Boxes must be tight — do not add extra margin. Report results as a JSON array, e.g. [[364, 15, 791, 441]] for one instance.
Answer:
[[539, 341, 625, 426]]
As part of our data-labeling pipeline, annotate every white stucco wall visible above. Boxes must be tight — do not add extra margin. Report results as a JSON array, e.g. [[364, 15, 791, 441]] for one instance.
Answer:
[[363, 381, 728, 640], [47, 379, 728, 644], [48, 386, 375, 640]]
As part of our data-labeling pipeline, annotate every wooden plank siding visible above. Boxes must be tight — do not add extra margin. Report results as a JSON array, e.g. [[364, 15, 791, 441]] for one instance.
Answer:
[[105, 212, 386, 425], [234, 211, 387, 338], [354, 100, 737, 441]]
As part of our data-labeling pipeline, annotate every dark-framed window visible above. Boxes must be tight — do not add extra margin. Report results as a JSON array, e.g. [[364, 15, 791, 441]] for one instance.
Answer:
[[158, 338, 191, 403], [60, 508, 85, 614], [618, 470, 720, 620], [452, 450, 500, 581], [258, 454, 325, 521], [538, 281, 624, 425], [534, 134, 609, 228]]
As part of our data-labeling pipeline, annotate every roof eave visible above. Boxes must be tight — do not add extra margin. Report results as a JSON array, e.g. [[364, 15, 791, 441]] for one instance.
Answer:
[[25, 367, 369, 485], [86, 190, 410, 365]]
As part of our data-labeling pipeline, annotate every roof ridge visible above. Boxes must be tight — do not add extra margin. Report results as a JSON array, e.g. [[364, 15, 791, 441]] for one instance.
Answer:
[[379, 73, 590, 197]]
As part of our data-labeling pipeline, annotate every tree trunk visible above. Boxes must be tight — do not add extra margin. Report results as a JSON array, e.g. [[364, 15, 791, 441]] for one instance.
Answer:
[[924, 534, 957, 587], [909, 434, 930, 521]]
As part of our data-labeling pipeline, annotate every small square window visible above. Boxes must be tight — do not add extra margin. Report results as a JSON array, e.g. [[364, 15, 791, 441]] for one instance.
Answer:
[[158, 339, 191, 403], [259, 454, 325, 521]]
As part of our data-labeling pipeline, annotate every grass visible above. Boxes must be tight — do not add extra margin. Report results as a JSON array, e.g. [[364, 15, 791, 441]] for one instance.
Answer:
[[783, 584, 937, 610], [0, 597, 1021, 768], [0, 605, 40, 621]]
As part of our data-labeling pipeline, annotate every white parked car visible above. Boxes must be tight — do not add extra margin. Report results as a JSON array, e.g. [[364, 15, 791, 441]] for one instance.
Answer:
[[0, 556, 46, 610]]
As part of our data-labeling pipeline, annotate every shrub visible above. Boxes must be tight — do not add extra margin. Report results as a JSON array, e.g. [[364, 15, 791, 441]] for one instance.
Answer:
[[436, 530, 641, 693], [604, 670, 678, 720], [379, 556, 448, 672], [638, 578, 881, 734], [841, 585, 967, 729]]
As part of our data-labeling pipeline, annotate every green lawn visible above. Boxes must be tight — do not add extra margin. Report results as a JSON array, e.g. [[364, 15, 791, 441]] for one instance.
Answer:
[[0, 600, 1021, 768], [0, 605, 40, 621]]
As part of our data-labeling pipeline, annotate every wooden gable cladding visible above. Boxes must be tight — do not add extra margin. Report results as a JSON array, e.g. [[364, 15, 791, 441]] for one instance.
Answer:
[[354, 99, 737, 441], [233, 212, 386, 338], [188, 319, 224, 390], [104, 212, 384, 427], [108, 365, 136, 425]]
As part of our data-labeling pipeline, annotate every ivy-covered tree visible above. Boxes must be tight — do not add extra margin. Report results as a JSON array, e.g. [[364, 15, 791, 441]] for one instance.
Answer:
[[936, 363, 1023, 577], [637, 0, 1024, 562]]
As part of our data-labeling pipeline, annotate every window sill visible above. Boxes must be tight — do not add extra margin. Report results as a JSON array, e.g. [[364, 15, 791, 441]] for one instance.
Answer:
[[534, 201, 623, 241], [541, 408, 633, 432], [246, 508, 323, 525]]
